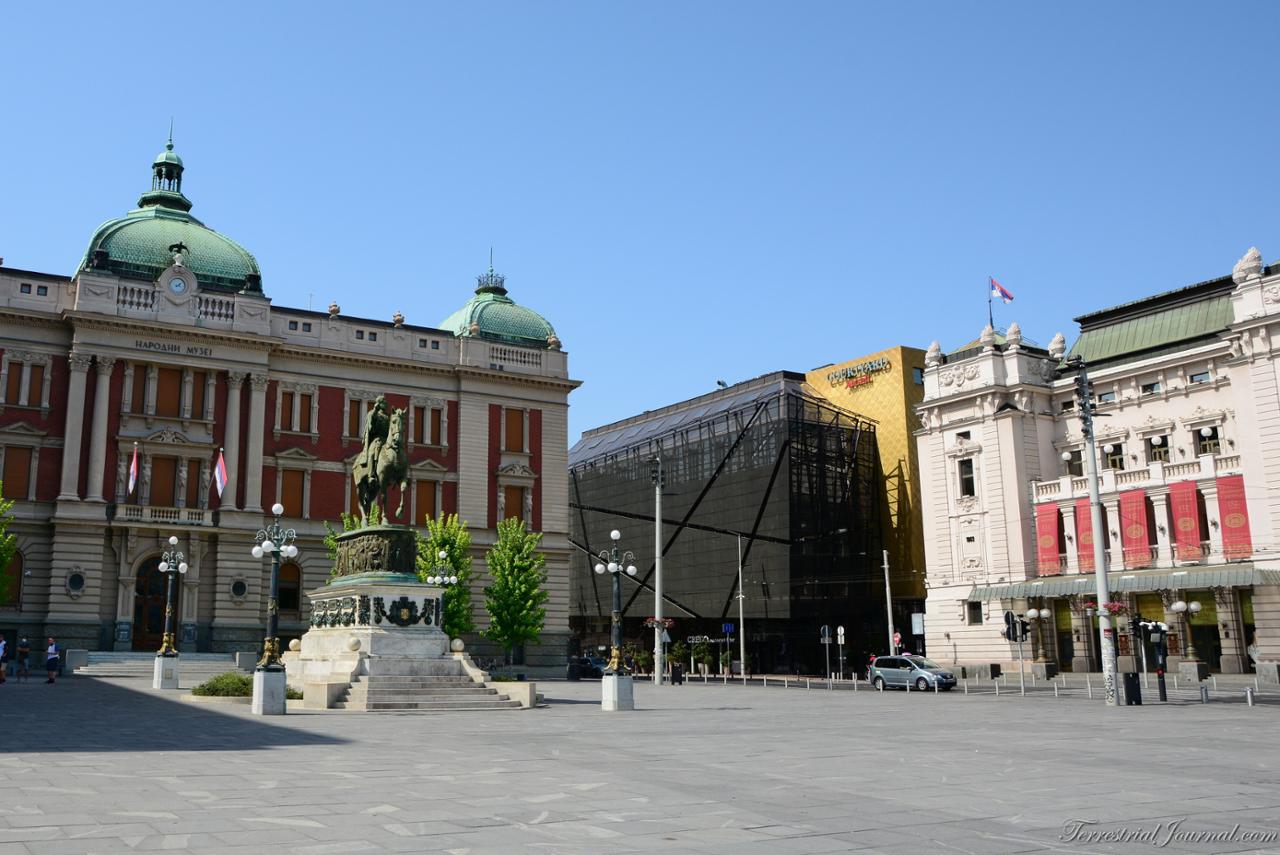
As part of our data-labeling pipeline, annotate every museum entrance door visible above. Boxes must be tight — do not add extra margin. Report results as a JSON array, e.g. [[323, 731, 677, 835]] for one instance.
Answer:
[[132, 557, 175, 651]]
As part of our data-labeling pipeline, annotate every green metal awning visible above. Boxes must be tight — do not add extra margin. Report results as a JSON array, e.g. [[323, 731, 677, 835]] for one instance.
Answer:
[[966, 565, 1280, 602]]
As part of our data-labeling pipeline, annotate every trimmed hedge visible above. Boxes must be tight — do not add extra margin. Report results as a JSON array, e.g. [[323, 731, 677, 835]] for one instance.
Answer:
[[191, 671, 302, 699]]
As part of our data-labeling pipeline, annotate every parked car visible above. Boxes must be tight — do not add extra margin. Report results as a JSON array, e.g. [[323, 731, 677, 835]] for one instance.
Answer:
[[575, 656, 606, 678], [868, 655, 956, 691]]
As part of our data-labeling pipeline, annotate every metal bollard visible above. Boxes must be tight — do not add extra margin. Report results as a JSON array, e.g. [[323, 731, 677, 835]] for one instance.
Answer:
[[1255, 677, 1261, 693], [1173, 675, 1179, 690], [1054, 682, 1059, 698], [963, 678, 968, 695], [806, 678, 811, 690], [906, 678, 911, 692], [853, 675, 858, 692], [934, 680, 939, 695], [994, 680, 999, 696], [1087, 676, 1093, 699], [1200, 685, 1209, 704], [763, 677, 767, 688], [1246, 688, 1255, 707], [1212, 675, 1218, 691]]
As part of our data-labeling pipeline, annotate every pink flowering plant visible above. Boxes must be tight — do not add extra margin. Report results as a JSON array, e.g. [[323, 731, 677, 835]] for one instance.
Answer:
[[1102, 600, 1129, 616]]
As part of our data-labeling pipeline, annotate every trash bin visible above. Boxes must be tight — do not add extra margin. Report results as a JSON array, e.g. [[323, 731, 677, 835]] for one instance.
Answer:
[[671, 663, 684, 685], [566, 659, 580, 681], [1123, 672, 1142, 705]]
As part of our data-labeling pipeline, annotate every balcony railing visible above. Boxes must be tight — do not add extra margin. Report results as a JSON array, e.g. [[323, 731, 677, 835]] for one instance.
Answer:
[[116, 505, 209, 526], [1032, 454, 1241, 503]]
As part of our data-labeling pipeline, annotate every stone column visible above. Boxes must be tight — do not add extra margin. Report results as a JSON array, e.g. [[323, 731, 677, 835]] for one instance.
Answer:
[[224, 372, 245, 509], [121, 363, 135, 415], [58, 352, 93, 500], [145, 364, 158, 418], [203, 372, 216, 420], [181, 368, 194, 419], [1151, 494, 1174, 565], [243, 373, 269, 512], [85, 355, 116, 501], [1213, 587, 1247, 673]]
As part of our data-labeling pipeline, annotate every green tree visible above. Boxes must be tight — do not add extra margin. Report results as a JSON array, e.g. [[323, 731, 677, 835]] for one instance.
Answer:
[[0, 482, 16, 606], [482, 517, 548, 664], [669, 640, 689, 666], [416, 514, 474, 638]]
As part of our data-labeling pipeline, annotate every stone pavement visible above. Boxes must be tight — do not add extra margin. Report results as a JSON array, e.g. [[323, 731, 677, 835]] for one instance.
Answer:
[[1, 675, 1279, 854]]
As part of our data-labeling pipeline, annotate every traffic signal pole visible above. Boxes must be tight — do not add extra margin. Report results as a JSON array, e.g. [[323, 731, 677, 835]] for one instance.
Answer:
[[1068, 358, 1120, 707]]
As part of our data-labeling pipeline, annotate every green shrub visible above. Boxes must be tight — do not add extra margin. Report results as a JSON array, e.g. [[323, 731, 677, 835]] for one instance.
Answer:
[[286, 686, 303, 700], [192, 672, 253, 696]]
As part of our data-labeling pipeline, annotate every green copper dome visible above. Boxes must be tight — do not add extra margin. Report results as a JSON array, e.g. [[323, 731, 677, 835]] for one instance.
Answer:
[[440, 270, 559, 349], [80, 141, 262, 293]]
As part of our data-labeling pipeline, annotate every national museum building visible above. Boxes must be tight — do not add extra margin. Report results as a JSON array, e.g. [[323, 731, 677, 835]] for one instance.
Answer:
[[916, 248, 1280, 676], [0, 142, 578, 661]]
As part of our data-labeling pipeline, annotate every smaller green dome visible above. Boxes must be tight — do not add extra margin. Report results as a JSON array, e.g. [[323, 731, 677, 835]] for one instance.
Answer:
[[439, 270, 559, 349], [153, 144, 183, 168]]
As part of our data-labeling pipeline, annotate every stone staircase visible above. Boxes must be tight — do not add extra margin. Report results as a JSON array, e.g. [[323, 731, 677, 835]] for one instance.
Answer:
[[76, 651, 242, 682], [325, 656, 522, 711]]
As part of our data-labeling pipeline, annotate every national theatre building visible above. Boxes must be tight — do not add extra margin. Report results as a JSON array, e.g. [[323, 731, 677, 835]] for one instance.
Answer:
[[0, 142, 578, 662]]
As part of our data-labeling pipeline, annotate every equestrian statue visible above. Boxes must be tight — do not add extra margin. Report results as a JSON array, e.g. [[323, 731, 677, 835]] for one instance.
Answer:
[[351, 395, 410, 525]]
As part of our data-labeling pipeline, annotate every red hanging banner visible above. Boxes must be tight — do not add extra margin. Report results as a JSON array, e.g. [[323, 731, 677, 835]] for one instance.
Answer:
[[1119, 489, 1152, 569], [1075, 498, 1095, 572], [1217, 474, 1253, 559], [1035, 503, 1061, 576], [1168, 480, 1203, 561]]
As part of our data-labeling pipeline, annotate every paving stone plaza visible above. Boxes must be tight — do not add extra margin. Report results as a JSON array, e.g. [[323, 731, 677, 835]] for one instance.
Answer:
[[3, 676, 1280, 854]]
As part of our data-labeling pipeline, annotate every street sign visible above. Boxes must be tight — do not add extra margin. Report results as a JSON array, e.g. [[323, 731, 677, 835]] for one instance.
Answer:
[[722, 623, 735, 634], [687, 635, 710, 643], [837, 625, 845, 643], [661, 630, 671, 644], [820, 624, 831, 644]]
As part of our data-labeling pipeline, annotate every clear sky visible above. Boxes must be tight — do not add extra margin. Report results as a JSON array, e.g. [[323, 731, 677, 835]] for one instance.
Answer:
[[3, 3, 1278, 442]]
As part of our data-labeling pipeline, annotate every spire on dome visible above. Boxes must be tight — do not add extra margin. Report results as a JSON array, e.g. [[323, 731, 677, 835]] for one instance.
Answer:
[[137, 127, 192, 212]]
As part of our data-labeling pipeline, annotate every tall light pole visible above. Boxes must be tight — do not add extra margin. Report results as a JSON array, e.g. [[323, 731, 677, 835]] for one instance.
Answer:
[[152, 535, 187, 690], [737, 534, 746, 682], [250, 502, 298, 715], [651, 457, 664, 686], [594, 530, 637, 711], [882, 549, 895, 653], [1063, 357, 1119, 707]]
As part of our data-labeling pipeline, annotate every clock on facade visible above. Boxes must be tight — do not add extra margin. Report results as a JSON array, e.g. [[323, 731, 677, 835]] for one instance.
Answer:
[[169, 278, 188, 295]]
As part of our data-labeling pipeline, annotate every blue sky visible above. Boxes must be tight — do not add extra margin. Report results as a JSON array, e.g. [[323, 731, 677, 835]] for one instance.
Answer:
[[3, 3, 1278, 441]]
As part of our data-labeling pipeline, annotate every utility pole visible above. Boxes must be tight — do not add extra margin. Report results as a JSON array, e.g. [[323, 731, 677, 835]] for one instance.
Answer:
[[1066, 357, 1119, 707], [651, 458, 664, 686], [737, 534, 747, 683], [882, 549, 895, 654]]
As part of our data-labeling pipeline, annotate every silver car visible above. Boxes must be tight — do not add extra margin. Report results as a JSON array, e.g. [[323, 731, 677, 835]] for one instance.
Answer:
[[868, 655, 957, 691]]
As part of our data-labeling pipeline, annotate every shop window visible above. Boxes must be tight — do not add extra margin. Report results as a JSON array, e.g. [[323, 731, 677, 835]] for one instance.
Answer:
[[0, 551, 22, 607], [155, 368, 182, 417], [191, 371, 206, 419], [0, 447, 29, 501], [957, 458, 976, 497], [1196, 426, 1220, 456], [1063, 450, 1083, 477], [504, 408, 524, 452], [1146, 436, 1169, 463], [415, 480, 437, 526], [4, 362, 22, 405], [281, 470, 305, 518], [278, 562, 301, 615], [967, 601, 983, 625], [150, 456, 178, 506]]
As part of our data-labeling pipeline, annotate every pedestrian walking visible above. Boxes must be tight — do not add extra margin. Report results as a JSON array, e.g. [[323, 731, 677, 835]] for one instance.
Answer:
[[44, 637, 59, 684], [15, 638, 30, 682], [0, 634, 7, 683]]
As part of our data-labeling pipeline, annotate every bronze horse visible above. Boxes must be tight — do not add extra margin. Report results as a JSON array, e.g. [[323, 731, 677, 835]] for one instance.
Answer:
[[352, 407, 409, 524]]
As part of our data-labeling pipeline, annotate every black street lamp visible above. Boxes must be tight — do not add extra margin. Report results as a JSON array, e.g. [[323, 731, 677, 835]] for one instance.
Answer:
[[594, 529, 637, 674], [157, 535, 188, 657], [250, 502, 298, 670]]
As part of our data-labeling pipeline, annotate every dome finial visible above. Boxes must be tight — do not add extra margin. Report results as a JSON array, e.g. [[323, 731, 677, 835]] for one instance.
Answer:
[[168, 117, 174, 151]]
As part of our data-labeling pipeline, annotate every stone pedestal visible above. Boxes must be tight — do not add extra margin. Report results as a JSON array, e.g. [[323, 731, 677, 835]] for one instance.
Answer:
[[1031, 661, 1059, 680], [252, 669, 287, 715], [1178, 660, 1210, 683], [602, 674, 634, 711], [152, 655, 179, 689], [1256, 661, 1280, 687]]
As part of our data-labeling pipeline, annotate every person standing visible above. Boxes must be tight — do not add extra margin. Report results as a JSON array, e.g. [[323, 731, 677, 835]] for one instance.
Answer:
[[0, 635, 7, 684], [44, 637, 59, 684], [15, 638, 29, 682]]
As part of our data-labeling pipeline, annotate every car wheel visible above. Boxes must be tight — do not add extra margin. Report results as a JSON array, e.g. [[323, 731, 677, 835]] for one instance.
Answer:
[[915, 677, 930, 691], [873, 676, 886, 691]]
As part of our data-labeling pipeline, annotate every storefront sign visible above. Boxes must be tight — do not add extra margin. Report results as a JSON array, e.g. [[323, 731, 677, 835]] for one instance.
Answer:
[[134, 339, 214, 358], [1217, 474, 1253, 559], [1035, 503, 1061, 576], [1168, 480, 1203, 561], [827, 357, 890, 389]]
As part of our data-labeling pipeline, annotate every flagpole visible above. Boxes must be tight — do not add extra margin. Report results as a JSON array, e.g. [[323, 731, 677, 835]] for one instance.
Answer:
[[987, 277, 994, 330]]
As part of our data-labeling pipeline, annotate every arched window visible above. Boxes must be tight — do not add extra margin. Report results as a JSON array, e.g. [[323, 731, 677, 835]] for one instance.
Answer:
[[279, 561, 302, 616], [0, 551, 22, 608]]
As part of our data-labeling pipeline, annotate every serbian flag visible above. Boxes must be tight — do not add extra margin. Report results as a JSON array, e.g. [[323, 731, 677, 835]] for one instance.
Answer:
[[214, 448, 228, 498], [127, 443, 139, 495], [990, 276, 1014, 304]]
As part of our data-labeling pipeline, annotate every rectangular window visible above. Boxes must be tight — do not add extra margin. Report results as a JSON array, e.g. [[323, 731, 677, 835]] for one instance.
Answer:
[[1190, 371, 1211, 384], [18, 284, 30, 295], [27, 364, 43, 407], [191, 372, 207, 419], [1103, 444, 1125, 471], [301, 322, 312, 333], [431, 408, 442, 445], [347, 400, 360, 437], [504, 408, 524, 452], [1060, 400, 1075, 413], [155, 368, 182, 417], [298, 394, 312, 433], [280, 391, 294, 432], [2, 446, 31, 500], [368, 332, 377, 342], [503, 485, 524, 521], [288, 320, 298, 331], [413, 406, 426, 445], [1063, 450, 1083, 477], [967, 602, 983, 625], [355, 330, 364, 341], [4, 362, 22, 405], [281, 470, 304, 517], [419, 339, 428, 349], [1196, 426, 1220, 455], [1141, 381, 1161, 396], [431, 340, 440, 350], [415, 480, 437, 526], [956, 430, 971, 441], [957, 458, 976, 497], [186, 459, 201, 508], [1097, 390, 1117, 403], [36, 285, 47, 297], [912, 367, 924, 385], [130, 365, 147, 414], [151, 456, 178, 507], [1147, 437, 1169, 463]]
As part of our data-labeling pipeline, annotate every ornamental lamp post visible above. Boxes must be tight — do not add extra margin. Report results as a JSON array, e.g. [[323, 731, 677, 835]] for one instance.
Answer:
[[594, 529, 637, 711], [425, 549, 458, 586], [1170, 598, 1207, 682], [152, 535, 188, 689], [249, 502, 298, 715]]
